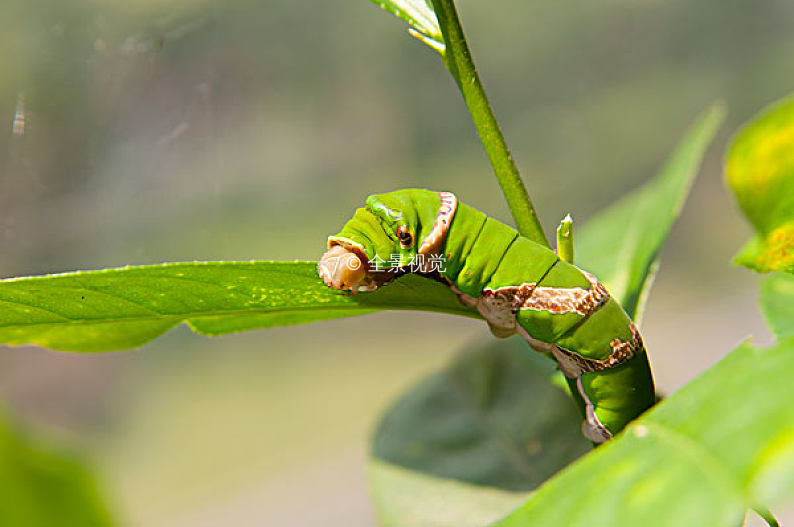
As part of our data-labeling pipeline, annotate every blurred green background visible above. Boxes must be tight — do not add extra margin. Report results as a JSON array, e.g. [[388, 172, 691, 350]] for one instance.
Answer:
[[0, 0, 792, 524]]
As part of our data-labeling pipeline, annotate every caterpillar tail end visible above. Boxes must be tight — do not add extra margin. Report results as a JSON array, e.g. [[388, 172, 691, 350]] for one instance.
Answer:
[[582, 410, 612, 444]]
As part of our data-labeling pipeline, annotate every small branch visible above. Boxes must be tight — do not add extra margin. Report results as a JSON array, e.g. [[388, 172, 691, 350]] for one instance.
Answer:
[[556, 214, 574, 264], [430, 0, 550, 248]]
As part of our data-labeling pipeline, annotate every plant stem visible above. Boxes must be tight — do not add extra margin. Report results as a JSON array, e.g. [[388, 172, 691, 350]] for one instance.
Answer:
[[431, 0, 550, 248], [753, 507, 780, 527], [556, 214, 574, 264]]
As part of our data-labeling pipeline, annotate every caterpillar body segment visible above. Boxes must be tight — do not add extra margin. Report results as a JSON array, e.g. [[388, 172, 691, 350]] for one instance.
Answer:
[[318, 189, 656, 442]]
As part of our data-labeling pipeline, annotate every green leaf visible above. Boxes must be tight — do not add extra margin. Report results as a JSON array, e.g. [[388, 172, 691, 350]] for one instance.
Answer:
[[493, 338, 794, 527], [368, 0, 444, 53], [372, 338, 590, 490], [0, 261, 478, 352], [370, 459, 528, 527], [0, 410, 111, 526], [760, 272, 794, 341], [576, 104, 724, 321], [370, 337, 590, 526], [725, 95, 794, 273]]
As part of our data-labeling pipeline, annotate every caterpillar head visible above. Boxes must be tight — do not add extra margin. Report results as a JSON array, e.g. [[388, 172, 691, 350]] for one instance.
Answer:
[[318, 189, 457, 293]]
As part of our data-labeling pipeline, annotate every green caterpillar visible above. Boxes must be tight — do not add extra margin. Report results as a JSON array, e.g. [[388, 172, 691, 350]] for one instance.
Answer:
[[318, 189, 655, 442]]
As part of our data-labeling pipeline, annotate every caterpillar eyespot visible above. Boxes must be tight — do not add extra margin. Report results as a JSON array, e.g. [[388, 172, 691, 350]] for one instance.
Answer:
[[318, 189, 655, 442], [397, 227, 414, 248]]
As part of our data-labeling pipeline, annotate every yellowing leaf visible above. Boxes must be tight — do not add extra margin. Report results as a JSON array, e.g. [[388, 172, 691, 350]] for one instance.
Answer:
[[725, 95, 794, 273]]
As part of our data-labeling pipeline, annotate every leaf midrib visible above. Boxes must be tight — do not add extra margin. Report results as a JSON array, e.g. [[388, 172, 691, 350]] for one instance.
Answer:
[[0, 303, 482, 330]]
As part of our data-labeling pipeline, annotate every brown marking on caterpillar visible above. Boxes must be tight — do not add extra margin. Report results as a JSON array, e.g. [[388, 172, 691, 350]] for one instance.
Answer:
[[470, 269, 609, 340], [521, 271, 609, 316], [478, 283, 536, 337], [481, 283, 536, 311], [552, 323, 643, 378], [418, 192, 458, 261]]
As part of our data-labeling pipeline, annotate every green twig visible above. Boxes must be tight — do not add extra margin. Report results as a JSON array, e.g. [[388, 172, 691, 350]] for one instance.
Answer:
[[556, 214, 574, 264], [753, 507, 780, 527], [430, 0, 550, 247]]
